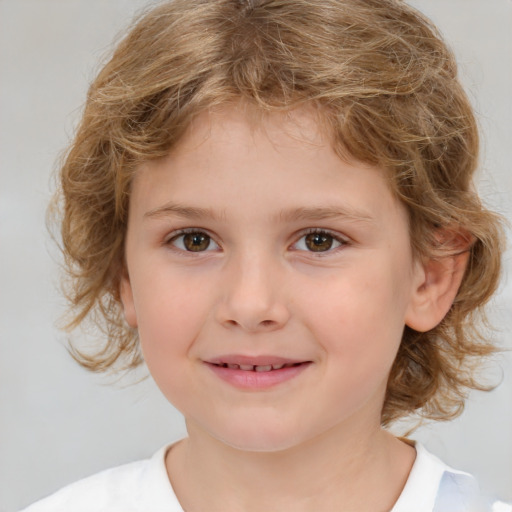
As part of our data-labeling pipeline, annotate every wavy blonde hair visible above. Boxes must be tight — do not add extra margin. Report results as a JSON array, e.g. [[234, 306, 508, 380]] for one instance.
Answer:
[[56, 0, 504, 425]]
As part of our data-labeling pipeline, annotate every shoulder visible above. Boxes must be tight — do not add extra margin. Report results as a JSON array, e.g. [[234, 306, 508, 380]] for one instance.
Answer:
[[21, 445, 184, 512], [22, 459, 150, 512], [393, 443, 512, 512]]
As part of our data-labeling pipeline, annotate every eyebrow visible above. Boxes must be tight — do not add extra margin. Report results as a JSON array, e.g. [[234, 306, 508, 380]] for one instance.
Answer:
[[144, 202, 374, 225], [144, 203, 226, 221], [276, 206, 375, 224]]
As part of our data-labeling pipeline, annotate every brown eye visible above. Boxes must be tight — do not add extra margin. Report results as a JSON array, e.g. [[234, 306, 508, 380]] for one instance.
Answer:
[[304, 232, 334, 252], [170, 231, 218, 252], [182, 232, 211, 251], [293, 231, 344, 254]]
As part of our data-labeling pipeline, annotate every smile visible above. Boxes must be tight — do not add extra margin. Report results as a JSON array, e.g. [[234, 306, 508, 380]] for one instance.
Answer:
[[204, 356, 312, 390], [213, 362, 303, 372]]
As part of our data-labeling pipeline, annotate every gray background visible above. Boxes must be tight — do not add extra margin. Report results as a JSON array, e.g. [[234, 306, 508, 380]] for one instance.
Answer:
[[1, 1, 511, 510]]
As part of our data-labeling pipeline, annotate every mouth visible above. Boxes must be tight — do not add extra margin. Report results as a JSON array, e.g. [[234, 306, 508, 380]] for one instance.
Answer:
[[204, 356, 312, 390], [209, 361, 305, 372]]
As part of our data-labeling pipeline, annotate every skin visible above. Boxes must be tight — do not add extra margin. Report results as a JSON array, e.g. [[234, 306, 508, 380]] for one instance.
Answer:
[[120, 104, 467, 511]]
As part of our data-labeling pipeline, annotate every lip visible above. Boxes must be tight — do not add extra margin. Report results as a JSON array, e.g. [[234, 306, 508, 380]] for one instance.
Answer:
[[204, 355, 312, 390], [206, 354, 305, 366]]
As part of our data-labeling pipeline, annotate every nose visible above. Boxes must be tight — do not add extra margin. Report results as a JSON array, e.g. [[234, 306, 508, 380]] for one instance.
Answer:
[[215, 251, 291, 333]]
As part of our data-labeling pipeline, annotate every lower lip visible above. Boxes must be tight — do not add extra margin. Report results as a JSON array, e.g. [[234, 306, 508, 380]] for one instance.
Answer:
[[205, 363, 311, 390]]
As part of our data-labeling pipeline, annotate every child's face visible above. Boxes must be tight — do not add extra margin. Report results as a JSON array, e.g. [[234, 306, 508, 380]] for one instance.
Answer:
[[120, 105, 424, 451]]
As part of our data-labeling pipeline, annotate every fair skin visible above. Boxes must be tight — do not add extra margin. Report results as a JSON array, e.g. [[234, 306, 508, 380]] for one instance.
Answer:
[[120, 104, 467, 512]]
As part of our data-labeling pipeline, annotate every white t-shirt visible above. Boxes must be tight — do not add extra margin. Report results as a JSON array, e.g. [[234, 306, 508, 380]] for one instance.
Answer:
[[21, 442, 510, 512]]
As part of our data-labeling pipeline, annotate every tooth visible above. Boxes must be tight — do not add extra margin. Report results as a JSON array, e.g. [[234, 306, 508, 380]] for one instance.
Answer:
[[227, 364, 239, 370], [239, 364, 254, 371], [255, 365, 272, 372], [272, 364, 284, 370]]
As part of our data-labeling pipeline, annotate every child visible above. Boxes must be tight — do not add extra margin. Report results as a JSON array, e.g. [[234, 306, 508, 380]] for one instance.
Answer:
[[22, 0, 510, 510]]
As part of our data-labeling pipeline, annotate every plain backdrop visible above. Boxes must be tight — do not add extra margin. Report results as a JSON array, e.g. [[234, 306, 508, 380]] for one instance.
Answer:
[[1, 1, 511, 510]]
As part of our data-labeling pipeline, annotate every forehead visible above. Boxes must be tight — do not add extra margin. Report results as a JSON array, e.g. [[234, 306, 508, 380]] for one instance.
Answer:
[[160, 102, 397, 193], [131, 103, 408, 233], [176, 103, 328, 156]]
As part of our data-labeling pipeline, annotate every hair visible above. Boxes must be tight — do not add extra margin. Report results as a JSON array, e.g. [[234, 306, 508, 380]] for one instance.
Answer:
[[56, 0, 504, 425]]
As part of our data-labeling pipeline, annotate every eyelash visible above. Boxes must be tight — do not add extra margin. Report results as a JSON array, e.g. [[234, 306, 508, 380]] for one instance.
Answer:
[[164, 228, 349, 256], [292, 228, 348, 256], [165, 228, 220, 254]]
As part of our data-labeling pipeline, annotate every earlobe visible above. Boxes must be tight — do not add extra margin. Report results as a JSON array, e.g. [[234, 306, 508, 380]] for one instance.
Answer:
[[119, 270, 138, 328], [405, 248, 470, 333]]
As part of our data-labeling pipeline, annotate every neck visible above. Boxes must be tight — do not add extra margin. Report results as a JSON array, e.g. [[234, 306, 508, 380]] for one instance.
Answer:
[[166, 420, 415, 512]]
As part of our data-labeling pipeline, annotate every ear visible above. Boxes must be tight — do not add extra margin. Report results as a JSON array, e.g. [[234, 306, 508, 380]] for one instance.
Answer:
[[119, 268, 138, 328], [405, 231, 472, 332]]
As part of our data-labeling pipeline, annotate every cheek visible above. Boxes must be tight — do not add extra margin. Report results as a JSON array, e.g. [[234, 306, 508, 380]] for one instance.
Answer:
[[133, 277, 214, 408], [299, 264, 409, 361], [132, 270, 213, 366]]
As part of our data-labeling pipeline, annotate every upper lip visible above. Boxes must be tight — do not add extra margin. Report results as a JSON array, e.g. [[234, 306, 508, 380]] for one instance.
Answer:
[[205, 355, 308, 366]]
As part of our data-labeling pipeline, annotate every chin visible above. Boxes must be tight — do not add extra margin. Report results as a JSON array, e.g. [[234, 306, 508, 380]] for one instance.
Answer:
[[208, 418, 310, 453]]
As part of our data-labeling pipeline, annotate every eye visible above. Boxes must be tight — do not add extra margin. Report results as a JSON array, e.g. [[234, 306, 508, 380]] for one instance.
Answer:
[[168, 230, 220, 252], [293, 230, 344, 253]]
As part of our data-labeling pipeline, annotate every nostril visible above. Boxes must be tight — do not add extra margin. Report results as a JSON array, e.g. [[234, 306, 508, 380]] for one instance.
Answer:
[[223, 319, 276, 329]]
